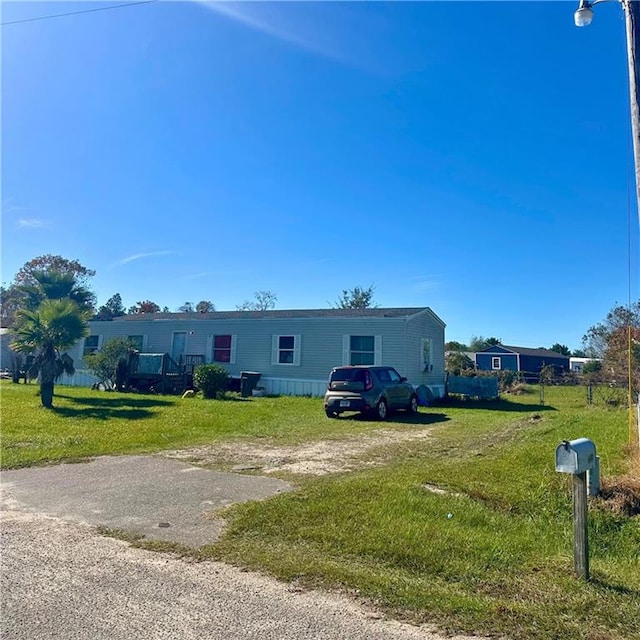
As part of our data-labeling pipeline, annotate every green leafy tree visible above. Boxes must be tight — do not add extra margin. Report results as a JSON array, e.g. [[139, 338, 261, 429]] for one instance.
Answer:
[[469, 336, 488, 351], [445, 340, 468, 352], [196, 300, 215, 313], [0, 284, 25, 328], [550, 343, 571, 356], [178, 302, 194, 312], [2, 256, 96, 327], [446, 351, 475, 375], [572, 348, 586, 357], [11, 299, 90, 408], [237, 290, 277, 312], [583, 360, 602, 375], [13, 255, 96, 287], [84, 337, 136, 388], [94, 293, 125, 321], [469, 336, 501, 351], [128, 300, 161, 314], [333, 285, 377, 310]]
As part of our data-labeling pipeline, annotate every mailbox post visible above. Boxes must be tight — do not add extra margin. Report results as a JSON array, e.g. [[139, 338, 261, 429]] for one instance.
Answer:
[[555, 438, 599, 581], [572, 470, 589, 580]]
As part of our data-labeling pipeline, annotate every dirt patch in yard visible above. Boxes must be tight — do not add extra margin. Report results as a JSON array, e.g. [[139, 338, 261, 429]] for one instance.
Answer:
[[159, 428, 434, 476], [598, 475, 640, 517]]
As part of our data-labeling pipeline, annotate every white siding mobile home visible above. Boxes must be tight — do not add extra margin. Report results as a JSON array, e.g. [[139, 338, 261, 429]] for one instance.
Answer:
[[63, 307, 446, 398]]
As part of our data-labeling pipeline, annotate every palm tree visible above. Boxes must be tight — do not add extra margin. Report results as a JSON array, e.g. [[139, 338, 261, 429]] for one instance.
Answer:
[[18, 270, 95, 314], [11, 298, 91, 408]]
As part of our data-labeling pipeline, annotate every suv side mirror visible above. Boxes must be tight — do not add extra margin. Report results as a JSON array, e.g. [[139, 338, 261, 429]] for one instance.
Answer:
[[400, 376, 407, 382]]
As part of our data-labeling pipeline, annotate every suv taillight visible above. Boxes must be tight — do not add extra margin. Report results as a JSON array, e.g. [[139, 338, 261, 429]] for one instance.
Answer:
[[364, 372, 373, 391]]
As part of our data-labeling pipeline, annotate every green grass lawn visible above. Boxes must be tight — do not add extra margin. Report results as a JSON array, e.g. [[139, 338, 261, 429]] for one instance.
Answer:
[[1, 380, 639, 640], [1, 380, 391, 468]]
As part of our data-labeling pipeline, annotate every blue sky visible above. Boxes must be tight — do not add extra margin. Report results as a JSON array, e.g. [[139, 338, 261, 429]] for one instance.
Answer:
[[2, 1, 637, 350]]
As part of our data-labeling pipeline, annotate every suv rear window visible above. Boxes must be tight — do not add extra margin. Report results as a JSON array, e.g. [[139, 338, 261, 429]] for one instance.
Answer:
[[328, 368, 372, 391], [330, 368, 366, 382]]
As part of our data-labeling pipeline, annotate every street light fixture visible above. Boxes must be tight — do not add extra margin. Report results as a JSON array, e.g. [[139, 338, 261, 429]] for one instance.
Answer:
[[574, 0, 595, 27]]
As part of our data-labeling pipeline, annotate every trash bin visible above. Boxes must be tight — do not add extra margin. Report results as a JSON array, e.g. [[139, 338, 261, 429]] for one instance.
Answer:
[[240, 371, 261, 397]]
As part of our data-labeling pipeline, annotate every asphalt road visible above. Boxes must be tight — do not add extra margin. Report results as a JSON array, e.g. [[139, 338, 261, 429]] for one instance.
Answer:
[[0, 455, 292, 547], [1, 456, 477, 640]]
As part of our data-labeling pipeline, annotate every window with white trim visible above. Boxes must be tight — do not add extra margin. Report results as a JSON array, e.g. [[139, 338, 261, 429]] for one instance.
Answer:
[[492, 357, 501, 370], [351, 335, 374, 365], [83, 335, 101, 357], [213, 335, 234, 363], [421, 338, 433, 372], [343, 335, 382, 366], [271, 335, 301, 366]]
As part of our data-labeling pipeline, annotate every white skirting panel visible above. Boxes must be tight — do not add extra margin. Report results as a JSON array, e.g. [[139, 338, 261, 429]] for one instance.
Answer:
[[262, 379, 443, 399], [53, 370, 443, 402], [261, 377, 327, 397]]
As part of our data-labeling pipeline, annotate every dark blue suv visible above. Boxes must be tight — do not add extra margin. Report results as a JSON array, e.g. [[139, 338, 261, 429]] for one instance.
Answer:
[[324, 365, 418, 420]]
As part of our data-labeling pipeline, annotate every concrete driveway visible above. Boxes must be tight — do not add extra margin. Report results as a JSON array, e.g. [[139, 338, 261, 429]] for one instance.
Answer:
[[0, 455, 291, 547]]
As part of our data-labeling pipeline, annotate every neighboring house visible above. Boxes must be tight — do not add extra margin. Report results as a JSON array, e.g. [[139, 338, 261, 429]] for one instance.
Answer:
[[475, 344, 570, 379], [61, 307, 446, 398], [569, 357, 599, 373], [0, 328, 31, 381], [0, 328, 13, 372]]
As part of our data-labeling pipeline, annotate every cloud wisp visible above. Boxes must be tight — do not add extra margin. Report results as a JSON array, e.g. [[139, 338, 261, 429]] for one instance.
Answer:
[[112, 250, 179, 268], [193, 1, 349, 64], [181, 268, 254, 280], [18, 218, 49, 229], [2, 199, 44, 228], [409, 277, 441, 293]]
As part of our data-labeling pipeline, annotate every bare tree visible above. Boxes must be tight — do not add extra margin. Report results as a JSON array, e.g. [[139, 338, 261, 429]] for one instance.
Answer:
[[237, 290, 277, 312], [582, 301, 640, 393]]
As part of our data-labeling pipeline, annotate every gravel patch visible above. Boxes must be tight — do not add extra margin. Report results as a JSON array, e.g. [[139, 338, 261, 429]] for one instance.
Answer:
[[160, 428, 434, 476]]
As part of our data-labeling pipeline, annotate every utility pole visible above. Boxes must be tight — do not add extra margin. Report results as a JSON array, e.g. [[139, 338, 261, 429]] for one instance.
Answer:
[[623, 1, 640, 448], [576, 0, 640, 447], [624, 0, 640, 222]]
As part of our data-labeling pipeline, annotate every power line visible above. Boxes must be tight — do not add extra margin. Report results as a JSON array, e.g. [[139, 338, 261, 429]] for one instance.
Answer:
[[1, 0, 158, 27]]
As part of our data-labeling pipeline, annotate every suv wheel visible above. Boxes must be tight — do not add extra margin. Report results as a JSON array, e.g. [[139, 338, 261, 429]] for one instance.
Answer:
[[325, 410, 338, 419], [408, 395, 418, 414], [375, 399, 388, 421]]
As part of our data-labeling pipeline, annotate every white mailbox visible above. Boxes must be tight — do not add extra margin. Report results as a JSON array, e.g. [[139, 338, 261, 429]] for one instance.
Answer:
[[555, 438, 596, 475]]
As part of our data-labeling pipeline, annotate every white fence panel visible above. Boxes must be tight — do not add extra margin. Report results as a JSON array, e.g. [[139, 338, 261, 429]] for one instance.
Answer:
[[261, 377, 326, 397], [57, 369, 99, 388]]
